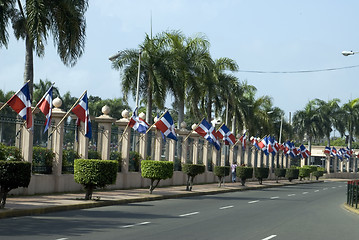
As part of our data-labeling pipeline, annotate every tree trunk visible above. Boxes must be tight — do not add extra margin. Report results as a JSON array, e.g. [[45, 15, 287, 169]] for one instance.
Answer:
[[186, 175, 190, 191], [24, 35, 34, 99], [85, 185, 94, 200], [146, 78, 153, 124], [149, 179, 160, 194], [0, 187, 9, 209], [177, 100, 185, 129], [308, 137, 312, 165]]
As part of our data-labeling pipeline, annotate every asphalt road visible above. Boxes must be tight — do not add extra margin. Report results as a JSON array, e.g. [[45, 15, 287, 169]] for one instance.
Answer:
[[0, 181, 357, 240]]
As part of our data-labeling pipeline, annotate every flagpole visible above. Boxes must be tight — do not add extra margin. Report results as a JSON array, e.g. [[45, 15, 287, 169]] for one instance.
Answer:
[[118, 123, 130, 144], [32, 82, 55, 113], [0, 80, 31, 112], [145, 110, 168, 134], [183, 118, 204, 143], [49, 90, 87, 137]]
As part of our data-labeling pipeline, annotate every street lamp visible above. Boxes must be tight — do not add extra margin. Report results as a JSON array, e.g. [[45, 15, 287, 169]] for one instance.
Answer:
[[342, 50, 359, 56]]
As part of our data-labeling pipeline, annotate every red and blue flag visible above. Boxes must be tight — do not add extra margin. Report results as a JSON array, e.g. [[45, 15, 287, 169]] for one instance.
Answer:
[[7, 82, 32, 128], [72, 92, 92, 139]]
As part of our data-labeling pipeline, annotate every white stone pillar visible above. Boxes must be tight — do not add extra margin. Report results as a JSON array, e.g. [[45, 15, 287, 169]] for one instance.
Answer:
[[115, 110, 130, 173], [154, 129, 163, 161], [95, 105, 115, 160], [192, 133, 199, 164], [203, 141, 209, 171], [50, 99, 66, 176]]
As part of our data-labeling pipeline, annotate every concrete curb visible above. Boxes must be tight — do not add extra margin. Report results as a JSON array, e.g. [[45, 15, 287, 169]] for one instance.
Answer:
[[0, 180, 323, 219], [343, 203, 359, 215]]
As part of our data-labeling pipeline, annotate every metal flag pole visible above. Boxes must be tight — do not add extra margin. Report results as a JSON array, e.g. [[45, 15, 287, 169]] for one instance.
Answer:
[[32, 82, 55, 113]]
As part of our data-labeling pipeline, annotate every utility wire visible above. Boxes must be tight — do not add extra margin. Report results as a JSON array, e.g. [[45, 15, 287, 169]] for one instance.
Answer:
[[238, 64, 359, 74]]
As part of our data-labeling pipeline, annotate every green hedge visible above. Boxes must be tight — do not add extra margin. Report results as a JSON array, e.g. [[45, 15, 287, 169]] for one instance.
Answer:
[[141, 160, 174, 194], [110, 151, 122, 172], [0, 144, 22, 161], [254, 167, 269, 184], [313, 170, 324, 180], [74, 159, 118, 200], [236, 166, 253, 186], [214, 166, 230, 187], [299, 167, 311, 180], [182, 164, 205, 191], [274, 168, 286, 178], [286, 168, 299, 182], [88, 150, 101, 159], [0, 161, 31, 208]]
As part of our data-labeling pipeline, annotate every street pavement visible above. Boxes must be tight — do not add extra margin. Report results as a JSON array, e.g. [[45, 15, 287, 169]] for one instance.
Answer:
[[0, 179, 328, 219]]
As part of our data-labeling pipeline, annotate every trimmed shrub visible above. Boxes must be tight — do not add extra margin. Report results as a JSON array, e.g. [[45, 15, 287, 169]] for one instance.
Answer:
[[307, 165, 318, 173], [254, 167, 269, 184], [141, 160, 174, 194], [0, 161, 31, 208], [274, 168, 286, 183], [214, 166, 230, 187], [32, 147, 54, 174], [236, 166, 253, 186], [286, 168, 299, 182], [182, 164, 205, 191], [299, 167, 311, 180], [313, 167, 325, 180], [74, 159, 118, 200]]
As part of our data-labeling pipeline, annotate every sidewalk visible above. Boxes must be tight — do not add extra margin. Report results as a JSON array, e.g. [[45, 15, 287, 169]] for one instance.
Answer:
[[0, 179, 326, 219]]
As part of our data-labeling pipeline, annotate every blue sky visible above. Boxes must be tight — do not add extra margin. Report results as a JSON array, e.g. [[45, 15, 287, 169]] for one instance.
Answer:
[[1, 0, 359, 121]]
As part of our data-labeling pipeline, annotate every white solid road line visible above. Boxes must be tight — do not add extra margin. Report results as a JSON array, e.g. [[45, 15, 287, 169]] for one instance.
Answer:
[[248, 200, 260, 204], [179, 212, 199, 217], [270, 196, 279, 199], [219, 205, 234, 210], [288, 194, 296, 197], [262, 234, 277, 240]]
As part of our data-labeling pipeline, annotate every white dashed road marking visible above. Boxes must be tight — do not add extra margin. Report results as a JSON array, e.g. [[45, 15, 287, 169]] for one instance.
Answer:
[[248, 200, 260, 204], [219, 205, 234, 210], [288, 194, 296, 197], [270, 196, 279, 199], [262, 235, 277, 240], [303, 192, 309, 194], [179, 212, 199, 217], [314, 190, 319, 192], [122, 222, 151, 228]]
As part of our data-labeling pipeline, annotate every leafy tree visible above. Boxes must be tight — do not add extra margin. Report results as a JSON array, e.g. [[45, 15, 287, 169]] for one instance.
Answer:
[[141, 160, 173, 194], [33, 79, 60, 104], [182, 163, 205, 191], [342, 99, 359, 149], [1, 0, 88, 97]]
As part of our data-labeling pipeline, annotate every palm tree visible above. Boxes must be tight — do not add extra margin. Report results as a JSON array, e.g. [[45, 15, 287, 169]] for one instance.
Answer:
[[111, 33, 170, 124], [164, 31, 212, 127], [342, 98, 359, 149], [292, 100, 325, 154], [313, 98, 344, 147], [1, 0, 88, 97], [33, 79, 59, 104]]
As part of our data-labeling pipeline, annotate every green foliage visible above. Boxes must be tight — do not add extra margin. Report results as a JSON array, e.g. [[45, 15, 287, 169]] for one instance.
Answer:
[[88, 150, 101, 159], [182, 164, 205, 177], [298, 167, 311, 180], [32, 147, 54, 167], [254, 167, 269, 184], [141, 160, 174, 194], [141, 160, 174, 180], [74, 159, 118, 200], [182, 164, 205, 191], [62, 149, 79, 167], [313, 170, 324, 180], [214, 166, 230, 177], [236, 166, 253, 186], [274, 168, 286, 178], [286, 168, 299, 182], [307, 165, 318, 173], [129, 151, 141, 172], [0, 161, 31, 208], [110, 151, 122, 172], [0, 144, 22, 161]]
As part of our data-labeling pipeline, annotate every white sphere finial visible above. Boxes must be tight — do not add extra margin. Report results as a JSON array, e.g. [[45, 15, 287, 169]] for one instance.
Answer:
[[139, 112, 146, 119], [121, 109, 129, 119], [180, 121, 187, 130], [191, 124, 197, 130], [102, 105, 110, 115], [53, 97, 62, 108]]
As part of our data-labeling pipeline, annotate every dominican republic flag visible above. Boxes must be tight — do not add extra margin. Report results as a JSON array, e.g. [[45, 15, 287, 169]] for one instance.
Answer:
[[337, 148, 344, 161], [345, 147, 353, 159], [194, 119, 220, 150], [258, 136, 269, 155], [217, 124, 236, 145], [268, 136, 279, 156], [239, 132, 247, 149], [72, 92, 92, 139], [128, 108, 149, 134], [155, 111, 177, 141], [250, 136, 261, 150], [299, 144, 311, 158], [324, 146, 331, 155], [36, 86, 53, 132], [331, 147, 337, 156], [6, 82, 32, 128]]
